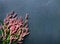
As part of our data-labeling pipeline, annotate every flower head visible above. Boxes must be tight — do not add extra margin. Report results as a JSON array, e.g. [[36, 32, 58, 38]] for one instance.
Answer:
[[1, 10, 29, 44]]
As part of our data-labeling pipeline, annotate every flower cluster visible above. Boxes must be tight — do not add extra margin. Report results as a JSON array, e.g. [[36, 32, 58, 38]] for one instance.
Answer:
[[0, 10, 29, 44]]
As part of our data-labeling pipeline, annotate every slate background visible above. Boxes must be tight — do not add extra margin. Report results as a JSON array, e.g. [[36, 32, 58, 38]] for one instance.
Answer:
[[0, 0, 60, 44]]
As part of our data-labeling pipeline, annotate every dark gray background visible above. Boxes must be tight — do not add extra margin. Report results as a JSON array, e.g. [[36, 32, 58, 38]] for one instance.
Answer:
[[0, 0, 60, 44]]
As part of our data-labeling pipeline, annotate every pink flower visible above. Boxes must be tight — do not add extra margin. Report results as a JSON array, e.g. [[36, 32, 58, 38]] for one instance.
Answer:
[[12, 13, 17, 18], [25, 13, 29, 19], [10, 25, 16, 31], [1, 10, 29, 44], [9, 10, 14, 15], [10, 36, 13, 44]]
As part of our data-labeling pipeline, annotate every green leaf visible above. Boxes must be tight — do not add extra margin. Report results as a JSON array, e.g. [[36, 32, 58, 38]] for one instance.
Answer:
[[6, 29, 10, 43], [0, 29, 2, 34], [6, 34, 10, 41]]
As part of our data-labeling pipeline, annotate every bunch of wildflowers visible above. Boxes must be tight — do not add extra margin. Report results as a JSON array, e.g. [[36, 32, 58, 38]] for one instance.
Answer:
[[0, 10, 29, 44]]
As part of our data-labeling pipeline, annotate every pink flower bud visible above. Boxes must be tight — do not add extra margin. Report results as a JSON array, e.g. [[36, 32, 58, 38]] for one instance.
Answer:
[[9, 10, 14, 15], [10, 25, 15, 31], [25, 13, 29, 19], [10, 36, 13, 44], [25, 24, 28, 28], [11, 28, 18, 34], [19, 16, 23, 24], [12, 13, 17, 18]]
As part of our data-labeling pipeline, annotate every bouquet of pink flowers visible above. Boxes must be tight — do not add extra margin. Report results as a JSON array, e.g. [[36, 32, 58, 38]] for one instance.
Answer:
[[0, 10, 29, 44]]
